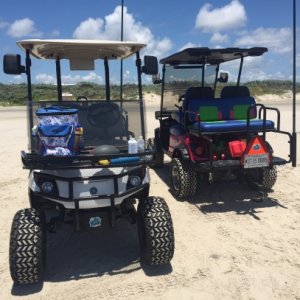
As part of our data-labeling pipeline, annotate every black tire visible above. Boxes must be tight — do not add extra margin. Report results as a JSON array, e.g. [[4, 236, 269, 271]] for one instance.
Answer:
[[9, 208, 46, 285], [259, 166, 277, 190], [137, 197, 174, 266], [147, 138, 164, 168], [247, 166, 277, 191], [170, 157, 199, 198]]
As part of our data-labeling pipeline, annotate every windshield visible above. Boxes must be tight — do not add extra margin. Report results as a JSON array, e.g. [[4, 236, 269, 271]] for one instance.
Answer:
[[31, 99, 144, 151], [162, 64, 217, 110], [28, 57, 146, 153]]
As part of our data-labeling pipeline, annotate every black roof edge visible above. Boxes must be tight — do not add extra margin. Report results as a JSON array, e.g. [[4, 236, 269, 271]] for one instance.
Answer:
[[160, 47, 268, 65]]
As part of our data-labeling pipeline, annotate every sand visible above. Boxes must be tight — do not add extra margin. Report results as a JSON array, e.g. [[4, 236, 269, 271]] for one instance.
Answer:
[[0, 94, 300, 300]]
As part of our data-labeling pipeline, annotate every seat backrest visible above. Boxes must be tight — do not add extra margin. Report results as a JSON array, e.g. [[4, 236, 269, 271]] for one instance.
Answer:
[[220, 86, 250, 98], [183, 86, 214, 112]]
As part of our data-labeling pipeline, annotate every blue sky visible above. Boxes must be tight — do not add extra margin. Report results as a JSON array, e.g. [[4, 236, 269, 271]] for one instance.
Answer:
[[0, 0, 299, 84]]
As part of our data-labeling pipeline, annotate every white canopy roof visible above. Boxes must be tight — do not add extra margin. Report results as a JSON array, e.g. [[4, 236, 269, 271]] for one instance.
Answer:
[[17, 39, 146, 70], [17, 39, 146, 60]]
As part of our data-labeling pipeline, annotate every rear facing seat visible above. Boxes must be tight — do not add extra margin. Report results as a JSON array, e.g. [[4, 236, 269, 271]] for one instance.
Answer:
[[177, 86, 275, 133]]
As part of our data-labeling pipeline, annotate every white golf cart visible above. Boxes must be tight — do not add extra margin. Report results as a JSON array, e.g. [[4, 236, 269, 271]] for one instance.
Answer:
[[3, 39, 174, 285]]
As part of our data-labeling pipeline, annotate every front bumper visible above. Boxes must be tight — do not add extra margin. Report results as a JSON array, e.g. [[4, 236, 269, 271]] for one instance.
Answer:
[[29, 166, 150, 209]]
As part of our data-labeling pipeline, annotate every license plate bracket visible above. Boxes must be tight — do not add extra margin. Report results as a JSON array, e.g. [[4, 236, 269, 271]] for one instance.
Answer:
[[243, 153, 269, 169]]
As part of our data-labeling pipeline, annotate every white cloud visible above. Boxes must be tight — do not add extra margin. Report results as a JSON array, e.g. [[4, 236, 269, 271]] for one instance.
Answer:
[[210, 33, 230, 44], [73, 6, 172, 58], [73, 18, 104, 39], [195, 0, 246, 33], [36, 74, 56, 84], [62, 72, 102, 85], [179, 42, 202, 51], [7, 18, 42, 38], [35, 72, 103, 85], [235, 27, 292, 54], [81, 72, 102, 83], [124, 70, 130, 79], [13, 75, 25, 83]]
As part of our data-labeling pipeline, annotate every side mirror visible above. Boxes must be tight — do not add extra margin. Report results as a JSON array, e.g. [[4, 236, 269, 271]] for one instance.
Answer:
[[218, 72, 229, 83], [152, 73, 161, 84], [3, 54, 26, 75], [142, 55, 158, 75]]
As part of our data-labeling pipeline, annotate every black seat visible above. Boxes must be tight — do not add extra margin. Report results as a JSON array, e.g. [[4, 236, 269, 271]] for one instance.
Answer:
[[79, 102, 129, 146], [183, 86, 214, 112], [220, 86, 250, 98]]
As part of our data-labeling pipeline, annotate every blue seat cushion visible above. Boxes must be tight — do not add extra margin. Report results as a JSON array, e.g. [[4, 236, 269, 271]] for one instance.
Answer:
[[191, 119, 275, 133]]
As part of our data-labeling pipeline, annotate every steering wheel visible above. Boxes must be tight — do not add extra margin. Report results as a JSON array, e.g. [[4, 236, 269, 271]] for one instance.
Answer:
[[77, 96, 88, 102], [87, 103, 121, 128]]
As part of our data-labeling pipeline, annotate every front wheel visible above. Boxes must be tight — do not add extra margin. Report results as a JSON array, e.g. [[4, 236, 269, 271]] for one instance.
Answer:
[[137, 197, 174, 266], [9, 208, 46, 285], [170, 157, 199, 199]]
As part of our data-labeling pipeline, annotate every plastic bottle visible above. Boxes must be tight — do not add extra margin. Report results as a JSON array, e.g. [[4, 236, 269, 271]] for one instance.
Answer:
[[74, 125, 84, 154], [128, 136, 138, 154], [31, 125, 38, 153], [137, 136, 145, 152]]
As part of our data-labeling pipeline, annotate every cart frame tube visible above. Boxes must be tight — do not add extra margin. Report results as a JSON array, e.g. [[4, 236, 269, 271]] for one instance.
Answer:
[[292, 0, 297, 167], [25, 49, 34, 152]]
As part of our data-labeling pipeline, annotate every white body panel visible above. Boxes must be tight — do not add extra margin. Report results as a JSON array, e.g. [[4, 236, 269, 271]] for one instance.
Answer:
[[29, 166, 150, 209]]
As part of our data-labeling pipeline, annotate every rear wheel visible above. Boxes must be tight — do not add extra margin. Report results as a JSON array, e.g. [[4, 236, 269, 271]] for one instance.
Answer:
[[170, 157, 199, 198], [246, 166, 277, 191], [9, 208, 46, 285], [137, 197, 174, 266]]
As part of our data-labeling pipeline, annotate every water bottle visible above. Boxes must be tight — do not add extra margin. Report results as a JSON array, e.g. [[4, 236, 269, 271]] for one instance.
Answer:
[[75, 125, 84, 154], [128, 137, 138, 154], [137, 136, 145, 152], [31, 125, 38, 153]]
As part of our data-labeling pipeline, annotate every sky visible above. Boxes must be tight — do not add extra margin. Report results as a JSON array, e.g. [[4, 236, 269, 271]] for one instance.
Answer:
[[0, 0, 299, 85]]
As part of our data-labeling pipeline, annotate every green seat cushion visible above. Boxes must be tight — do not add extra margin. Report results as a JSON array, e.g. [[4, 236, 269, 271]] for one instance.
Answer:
[[198, 106, 219, 121], [232, 104, 254, 120]]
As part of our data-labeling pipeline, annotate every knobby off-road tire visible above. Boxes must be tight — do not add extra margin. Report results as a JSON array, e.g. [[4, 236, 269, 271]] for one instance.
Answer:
[[247, 166, 277, 191], [147, 138, 164, 168], [137, 197, 174, 266], [259, 166, 277, 190], [170, 157, 199, 199], [9, 208, 46, 285]]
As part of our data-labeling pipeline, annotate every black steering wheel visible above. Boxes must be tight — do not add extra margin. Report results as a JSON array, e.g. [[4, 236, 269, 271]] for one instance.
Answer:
[[87, 103, 121, 128], [77, 96, 88, 102]]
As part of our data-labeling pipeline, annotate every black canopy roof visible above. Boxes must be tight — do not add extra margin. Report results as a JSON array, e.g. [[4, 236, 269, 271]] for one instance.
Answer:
[[160, 47, 268, 65]]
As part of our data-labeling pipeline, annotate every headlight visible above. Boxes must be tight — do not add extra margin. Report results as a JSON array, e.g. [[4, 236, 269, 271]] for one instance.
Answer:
[[129, 175, 141, 187], [41, 181, 54, 193]]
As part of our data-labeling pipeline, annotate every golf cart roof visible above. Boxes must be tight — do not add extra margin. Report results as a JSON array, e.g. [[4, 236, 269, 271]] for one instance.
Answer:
[[160, 47, 268, 66], [17, 39, 146, 60]]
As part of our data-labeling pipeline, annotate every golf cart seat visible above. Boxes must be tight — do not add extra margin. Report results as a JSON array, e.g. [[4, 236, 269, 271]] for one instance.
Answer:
[[78, 102, 129, 146], [171, 86, 214, 124], [42, 101, 130, 146], [220, 85, 251, 98], [183, 86, 214, 111], [188, 87, 275, 133]]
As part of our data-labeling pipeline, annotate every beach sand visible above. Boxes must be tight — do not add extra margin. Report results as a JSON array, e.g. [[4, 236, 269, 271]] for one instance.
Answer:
[[0, 94, 300, 300]]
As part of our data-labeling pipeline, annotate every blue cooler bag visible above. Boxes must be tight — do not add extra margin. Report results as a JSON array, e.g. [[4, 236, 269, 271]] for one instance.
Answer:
[[35, 106, 79, 156], [38, 124, 75, 156], [36, 106, 78, 126]]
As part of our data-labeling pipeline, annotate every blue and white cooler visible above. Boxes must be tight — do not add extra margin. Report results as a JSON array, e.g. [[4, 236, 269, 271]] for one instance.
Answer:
[[35, 106, 79, 156]]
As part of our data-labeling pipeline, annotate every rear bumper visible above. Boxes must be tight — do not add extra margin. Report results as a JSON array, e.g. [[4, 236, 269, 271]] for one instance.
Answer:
[[193, 156, 287, 172]]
